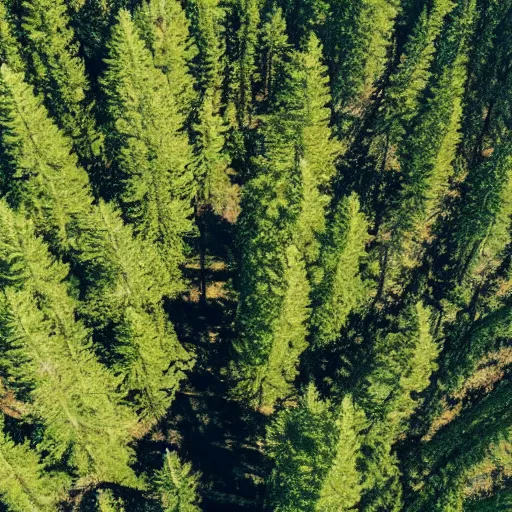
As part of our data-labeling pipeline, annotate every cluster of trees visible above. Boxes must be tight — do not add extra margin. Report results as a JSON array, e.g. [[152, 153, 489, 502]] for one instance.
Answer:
[[0, 0, 509, 510]]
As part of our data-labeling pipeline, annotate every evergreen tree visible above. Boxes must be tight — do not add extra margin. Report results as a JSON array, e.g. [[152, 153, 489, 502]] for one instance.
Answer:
[[0, 1, 23, 72], [406, 379, 512, 511], [102, 9, 195, 284], [20, 0, 102, 170], [0, 417, 68, 512], [266, 386, 365, 511], [0, 65, 192, 421], [97, 489, 126, 512], [0, 201, 138, 485], [232, 34, 338, 408], [134, 0, 198, 119], [315, 396, 365, 512], [266, 385, 337, 510], [377, 0, 476, 297], [322, 0, 401, 136], [153, 449, 202, 512], [231, 0, 261, 127], [311, 193, 370, 346], [185, 0, 225, 94], [359, 302, 439, 511], [260, 5, 290, 103]]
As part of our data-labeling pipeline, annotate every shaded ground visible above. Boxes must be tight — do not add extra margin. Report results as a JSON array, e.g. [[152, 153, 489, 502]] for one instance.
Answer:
[[143, 212, 268, 511]]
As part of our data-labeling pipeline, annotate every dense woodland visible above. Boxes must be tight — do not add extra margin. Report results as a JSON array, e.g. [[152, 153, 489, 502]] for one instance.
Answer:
[[0, 0, 509, 510]]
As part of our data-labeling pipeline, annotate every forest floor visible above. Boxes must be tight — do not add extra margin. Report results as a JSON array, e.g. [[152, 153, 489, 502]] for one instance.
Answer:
[[145, 212, 267, 511]]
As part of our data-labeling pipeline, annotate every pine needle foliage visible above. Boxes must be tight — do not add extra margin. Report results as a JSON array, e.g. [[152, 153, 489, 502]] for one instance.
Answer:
[[102, 9, 195, 284]]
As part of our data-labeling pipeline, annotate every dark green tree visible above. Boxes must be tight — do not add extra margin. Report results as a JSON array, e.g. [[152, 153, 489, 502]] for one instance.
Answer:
[[321, 0, 401, 136], [266, 385, 365, 511], [134, 0, 198, 120]]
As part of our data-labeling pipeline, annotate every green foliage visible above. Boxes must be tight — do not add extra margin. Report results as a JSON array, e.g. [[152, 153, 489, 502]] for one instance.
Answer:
[[231, 0, 261, 127], [322, 0, 401, 135], [20, 0, 102, 167], [378, 0, 476, 293], [134, 0, 198, 119], [260, 6, 290, 103], [0, 65, 191, 421], [97, 489, 126, 512], [0, 201, 138, 485], [153, 449, 202, 512], [0, 1, 508, 508], [266, 386, 365, 511], [266, 385, 337, 510], [0, 2, 23, 72], [0, 417, 68, 512], [102, 9, 194, 284], [359, 302, 438, 511], [316, 396, 365, 511], [311, 193, 370, 346], [185, 0, 225, 94]]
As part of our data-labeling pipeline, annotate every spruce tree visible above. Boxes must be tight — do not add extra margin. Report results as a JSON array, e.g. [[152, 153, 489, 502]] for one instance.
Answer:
[[231, 0, 261, 127], [266, 386, 365, 511], [0, 201, 138, 485], [0, 1, 23, 72], [0, 417, 69, 512], [0, 65, 192, 421], [406, 379, 512, 511], [20, 0, 102, 170], [134, 0, 198, 119], [185, 0, 225, 94], [315, 396, 365, 512], [311, 193, 370, 346], [260, 6, 290, 103], [322, 0, 401, 136], [377, 0, 476, 296], [359, 302, 439, 511], [102, 9, 195, 284], [266, 385, 337, 510], [232, 34, 338, 408], [153, 449, 202, 512], [97, 489, 126, 512]]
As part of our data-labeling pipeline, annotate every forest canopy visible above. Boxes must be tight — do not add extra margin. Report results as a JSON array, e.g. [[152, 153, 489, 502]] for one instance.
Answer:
[[0, 0, 509, 510]]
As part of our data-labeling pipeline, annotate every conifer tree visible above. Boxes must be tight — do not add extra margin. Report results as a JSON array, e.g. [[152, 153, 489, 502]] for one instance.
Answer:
[[185, 0, 225, 94], [231, 0, 261, 127], [266, 385, 337, 510], [232, 34, 338, 408], [406, 379, 512, 511], [97, 489, 126, 512], [0, 65, 192, 421], [0, 2, 23, 72], [359, 302, 438, 511], [260, 6, 290, 103], [0, 417, 68, 512], [102, 9, 194, 284], [153, 449, 202, 512], [322, 0, 401, 135], [20, 0, 102, 170], [134, 0, 198, 119], [311, 193, 370, 346], [266, 386, 365, 511], [316, 396, 365, 512], [377, 0, 476, 296], [0, 201, 138, 485], [357, 0, 456, 217]]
